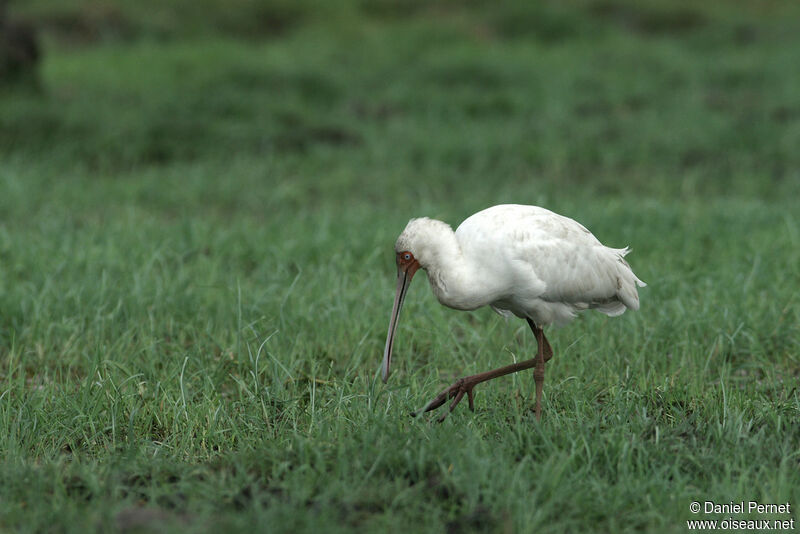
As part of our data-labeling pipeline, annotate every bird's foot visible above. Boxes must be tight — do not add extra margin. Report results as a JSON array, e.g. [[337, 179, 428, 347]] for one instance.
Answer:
[[411, 377, 477, 422]]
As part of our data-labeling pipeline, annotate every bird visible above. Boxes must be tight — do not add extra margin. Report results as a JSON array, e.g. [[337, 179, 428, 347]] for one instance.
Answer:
[[381, 204, 646, 421]]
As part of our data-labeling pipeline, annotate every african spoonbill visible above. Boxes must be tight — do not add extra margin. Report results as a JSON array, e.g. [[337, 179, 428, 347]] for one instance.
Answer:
[[381, 204, 646, 421]]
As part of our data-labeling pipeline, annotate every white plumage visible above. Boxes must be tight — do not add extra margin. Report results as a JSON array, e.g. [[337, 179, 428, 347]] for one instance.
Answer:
[[383, 204, 646, 421], [396, 204, 645, 325]]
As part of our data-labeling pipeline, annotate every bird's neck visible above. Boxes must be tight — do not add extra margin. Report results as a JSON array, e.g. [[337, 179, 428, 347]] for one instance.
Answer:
[[419, 228, 481, 311]]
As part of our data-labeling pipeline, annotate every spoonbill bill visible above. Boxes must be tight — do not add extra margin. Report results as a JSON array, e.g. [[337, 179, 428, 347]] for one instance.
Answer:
[[381, 204, 646, 421]]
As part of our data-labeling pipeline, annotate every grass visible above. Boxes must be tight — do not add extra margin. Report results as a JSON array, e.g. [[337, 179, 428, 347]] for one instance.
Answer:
[[1, 0, 799, 532]]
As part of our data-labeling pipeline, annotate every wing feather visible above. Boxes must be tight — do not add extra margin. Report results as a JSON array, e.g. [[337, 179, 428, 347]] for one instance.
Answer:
[[456, 205, 645, 324]]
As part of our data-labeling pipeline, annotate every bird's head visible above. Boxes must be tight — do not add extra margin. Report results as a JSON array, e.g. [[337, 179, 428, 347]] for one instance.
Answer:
[[393, 217, 452, 268], [382, 217, 452, 383]]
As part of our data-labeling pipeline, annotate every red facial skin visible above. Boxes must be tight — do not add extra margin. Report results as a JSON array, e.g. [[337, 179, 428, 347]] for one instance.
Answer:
[[396, 251, 420, 278]]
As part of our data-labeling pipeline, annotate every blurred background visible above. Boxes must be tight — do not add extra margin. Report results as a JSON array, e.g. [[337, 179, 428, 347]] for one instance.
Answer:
[[3, 0, 799, 203]]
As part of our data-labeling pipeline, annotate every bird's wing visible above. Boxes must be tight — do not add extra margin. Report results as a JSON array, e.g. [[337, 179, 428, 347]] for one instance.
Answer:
[[458, 205, 644, 314]]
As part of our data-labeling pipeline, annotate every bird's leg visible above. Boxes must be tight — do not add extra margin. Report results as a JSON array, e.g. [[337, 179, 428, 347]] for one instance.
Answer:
[[526, 318, 552, 420], [532, 319, 553, 363], [411, 362, 536, 422], [413, 320, 552, 422], [531, 321, 547, 421]]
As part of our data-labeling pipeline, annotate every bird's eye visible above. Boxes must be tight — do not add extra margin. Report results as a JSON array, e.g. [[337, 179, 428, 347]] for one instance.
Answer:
[[403, 253, 412, 261]]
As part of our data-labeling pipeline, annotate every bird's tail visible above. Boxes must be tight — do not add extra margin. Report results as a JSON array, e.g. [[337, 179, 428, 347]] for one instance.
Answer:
[[612, 247, 646, 312]]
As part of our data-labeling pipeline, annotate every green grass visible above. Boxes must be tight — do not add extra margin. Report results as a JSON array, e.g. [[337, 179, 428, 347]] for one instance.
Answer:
[[1, 1, 799, 532]]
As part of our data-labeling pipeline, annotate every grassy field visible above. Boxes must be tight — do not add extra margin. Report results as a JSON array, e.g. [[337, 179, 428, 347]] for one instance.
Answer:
[[1, 0, 799, 532]]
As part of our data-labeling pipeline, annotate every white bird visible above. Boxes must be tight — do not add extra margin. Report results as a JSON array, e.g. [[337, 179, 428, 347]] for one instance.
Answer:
[[381, 204, 646, 421]]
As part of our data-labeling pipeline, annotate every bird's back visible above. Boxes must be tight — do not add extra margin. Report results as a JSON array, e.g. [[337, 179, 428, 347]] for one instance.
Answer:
[[455, 205, 646, 325]]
